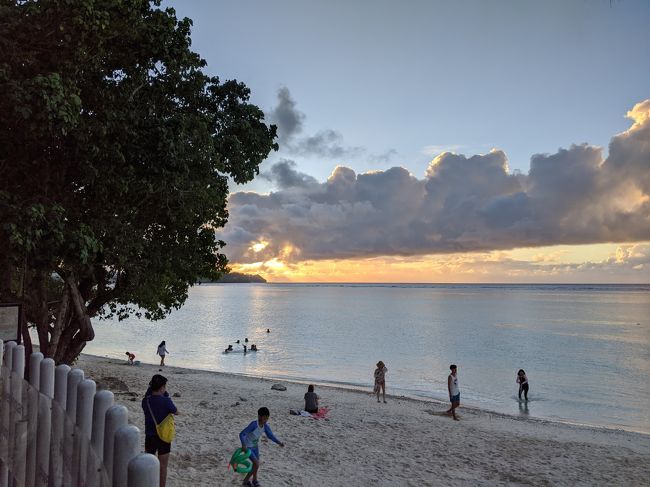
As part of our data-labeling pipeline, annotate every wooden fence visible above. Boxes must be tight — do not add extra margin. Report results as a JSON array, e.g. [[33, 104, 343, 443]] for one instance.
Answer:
[[0, 340, 159, 486]]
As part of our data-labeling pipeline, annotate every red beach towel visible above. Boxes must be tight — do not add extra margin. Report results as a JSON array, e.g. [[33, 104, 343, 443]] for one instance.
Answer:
[[310, 407, 330, 420]]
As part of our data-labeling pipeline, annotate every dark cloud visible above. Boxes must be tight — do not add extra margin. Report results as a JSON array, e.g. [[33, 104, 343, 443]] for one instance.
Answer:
[[267, 87, 305, 143], [224, 100, 650, 263], [260, 159, 318, 189], [291, 129, 364, 159], [267, 87, 363, 159]]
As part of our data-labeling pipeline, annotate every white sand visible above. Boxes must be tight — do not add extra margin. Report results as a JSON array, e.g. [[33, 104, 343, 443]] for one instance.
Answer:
[[78, 354, 650, 486]]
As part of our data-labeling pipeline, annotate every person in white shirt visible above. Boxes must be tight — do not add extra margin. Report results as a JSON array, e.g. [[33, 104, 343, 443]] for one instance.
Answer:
[[446, 364, 460, 421], [157, 341, 169, 366]]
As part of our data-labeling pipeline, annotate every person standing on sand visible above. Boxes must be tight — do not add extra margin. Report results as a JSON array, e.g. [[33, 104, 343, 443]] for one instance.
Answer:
[[142, 374, 179, 487], [239, 407, 285, 487], [157, 341, 169, 366], [374, 361, 388, 403], [446, 364, 460, 420], [517, 369, 529, 401]]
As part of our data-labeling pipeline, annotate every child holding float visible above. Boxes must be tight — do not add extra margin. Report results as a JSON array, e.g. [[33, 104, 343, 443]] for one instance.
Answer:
[[235, 407, 285, 487]]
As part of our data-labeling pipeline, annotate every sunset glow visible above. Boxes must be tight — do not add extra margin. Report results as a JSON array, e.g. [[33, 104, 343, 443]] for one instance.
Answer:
[[230, 242, 650, 283]]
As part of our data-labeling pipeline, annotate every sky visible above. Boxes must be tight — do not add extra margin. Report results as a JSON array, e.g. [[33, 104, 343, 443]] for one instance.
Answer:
[[167, 0, 650, 283]]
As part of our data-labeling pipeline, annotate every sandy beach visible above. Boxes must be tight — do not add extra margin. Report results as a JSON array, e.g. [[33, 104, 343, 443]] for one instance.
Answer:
[[78, 354, 650, 486]]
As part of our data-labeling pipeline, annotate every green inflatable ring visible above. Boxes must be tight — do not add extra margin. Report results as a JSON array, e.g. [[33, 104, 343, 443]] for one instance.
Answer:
[[229, 447, 253, 474]]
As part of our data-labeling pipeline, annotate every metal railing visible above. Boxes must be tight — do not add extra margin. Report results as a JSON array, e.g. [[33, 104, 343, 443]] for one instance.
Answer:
[[0, 340, 160, 486]]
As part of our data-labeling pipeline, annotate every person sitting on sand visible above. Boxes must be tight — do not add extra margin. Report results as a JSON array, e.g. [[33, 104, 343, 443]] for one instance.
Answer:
[[374, 361, 388, 403], [304, 384, 319, 414], [250, 344, 257, 351], [239, 407, 285, 487], [125, 351, 136, 365], [517, 369, 529, 401], [446, 364, 460, 421], [225, 344, 234, 353], [266, 328, 270, 333]]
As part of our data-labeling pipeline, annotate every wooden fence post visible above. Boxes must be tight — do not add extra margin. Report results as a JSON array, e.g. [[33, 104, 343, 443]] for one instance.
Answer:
[[49, 364, 70, 487], [75, 378, 96, 486], [62, 368, 84, 486], [11, 345, 27, 486], [86, 390, 113, 485], [25, 352, 43, 487], [35, 358, 54, 487], [103, 405, 128, 484], [0, 340, 16, 487], [128, 453, 160, 487], [113, 425, 140, 487]]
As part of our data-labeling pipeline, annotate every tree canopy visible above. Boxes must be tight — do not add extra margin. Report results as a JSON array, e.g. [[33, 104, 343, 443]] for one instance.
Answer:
[[0, 0, 277, 363]]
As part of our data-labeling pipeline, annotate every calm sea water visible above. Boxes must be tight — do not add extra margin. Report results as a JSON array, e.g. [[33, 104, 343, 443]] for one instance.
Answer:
[[86, 283, 650, 434]]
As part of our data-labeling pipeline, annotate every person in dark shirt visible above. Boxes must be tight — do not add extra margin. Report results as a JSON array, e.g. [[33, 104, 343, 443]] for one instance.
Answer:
[[142, 374, 179, 487], [304, 384, 319, 414]]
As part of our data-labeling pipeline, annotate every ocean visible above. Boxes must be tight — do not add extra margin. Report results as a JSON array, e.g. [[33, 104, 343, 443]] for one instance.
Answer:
[[85, 283, 650, 434]]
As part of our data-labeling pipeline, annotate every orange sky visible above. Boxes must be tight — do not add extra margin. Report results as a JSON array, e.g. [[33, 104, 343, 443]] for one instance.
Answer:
[[230, 242, 650, 283]]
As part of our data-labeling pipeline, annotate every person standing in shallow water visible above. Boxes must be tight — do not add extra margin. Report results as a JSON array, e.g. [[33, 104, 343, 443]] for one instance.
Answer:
[[374, 361, 388, 403], [446, 364, 460, 420], [517, 369, 529, 401], [157, 341, 169, 366]]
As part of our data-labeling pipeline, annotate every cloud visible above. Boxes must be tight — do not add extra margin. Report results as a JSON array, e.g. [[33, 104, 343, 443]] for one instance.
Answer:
[[267, 87, 363, 159], [290, 129, 364, 159], [421, 144, 463, 156], [260, 159, 318, 189], [370, 149, 399, 163], [223, 100, 650, 264], [267, 87, 305, 143]]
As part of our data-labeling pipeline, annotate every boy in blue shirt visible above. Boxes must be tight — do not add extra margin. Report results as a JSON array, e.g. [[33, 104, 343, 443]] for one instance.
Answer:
[[239, 407, 285, 487]]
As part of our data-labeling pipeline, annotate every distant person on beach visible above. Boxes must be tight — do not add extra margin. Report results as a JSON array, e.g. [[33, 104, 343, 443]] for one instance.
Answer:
[[374, 361, 388, 403], [243, 344, 247, 354], [446, 364, 460, 420], [266, 328, 270, 333], [517, 369, 529, 401], [304, 384, 319, 414], [239, 407, 285, 487], [125, 351, 135, 365], [251, 344, 257, 351], [142, 374, 179, 487], [157, 341, 169, 366], [245, 337, 249, 343], [225, 345, 233, 353]]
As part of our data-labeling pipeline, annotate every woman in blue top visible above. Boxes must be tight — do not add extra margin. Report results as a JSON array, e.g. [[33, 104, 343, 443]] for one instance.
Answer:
[[239, 407, 285, 487], [142, 374, 179, 487]]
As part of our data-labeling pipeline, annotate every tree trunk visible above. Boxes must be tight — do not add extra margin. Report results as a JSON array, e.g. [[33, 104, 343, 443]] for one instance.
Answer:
[[50, 275, 95, 365]]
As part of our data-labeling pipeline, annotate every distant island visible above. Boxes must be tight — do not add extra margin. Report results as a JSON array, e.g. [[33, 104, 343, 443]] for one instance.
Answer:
[[200, 272, 267, 283]]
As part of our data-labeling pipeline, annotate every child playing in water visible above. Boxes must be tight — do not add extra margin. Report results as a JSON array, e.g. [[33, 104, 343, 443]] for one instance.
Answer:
[[517, 369, 529, 401], [239, 407, 285, 487], [125, 351, 135, 365]]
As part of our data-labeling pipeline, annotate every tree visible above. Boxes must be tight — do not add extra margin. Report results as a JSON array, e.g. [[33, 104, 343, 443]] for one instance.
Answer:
[[0, 0, 277, 364]]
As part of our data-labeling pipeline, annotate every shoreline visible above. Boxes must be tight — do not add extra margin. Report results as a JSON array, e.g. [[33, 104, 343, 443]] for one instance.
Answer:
[[83, 353, 650, 438], [77, 353, 650, 486]]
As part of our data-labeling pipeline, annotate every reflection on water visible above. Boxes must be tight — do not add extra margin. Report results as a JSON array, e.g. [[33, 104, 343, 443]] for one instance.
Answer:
[[518, 400, 529, 416], [86, 283, 650, 434]]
